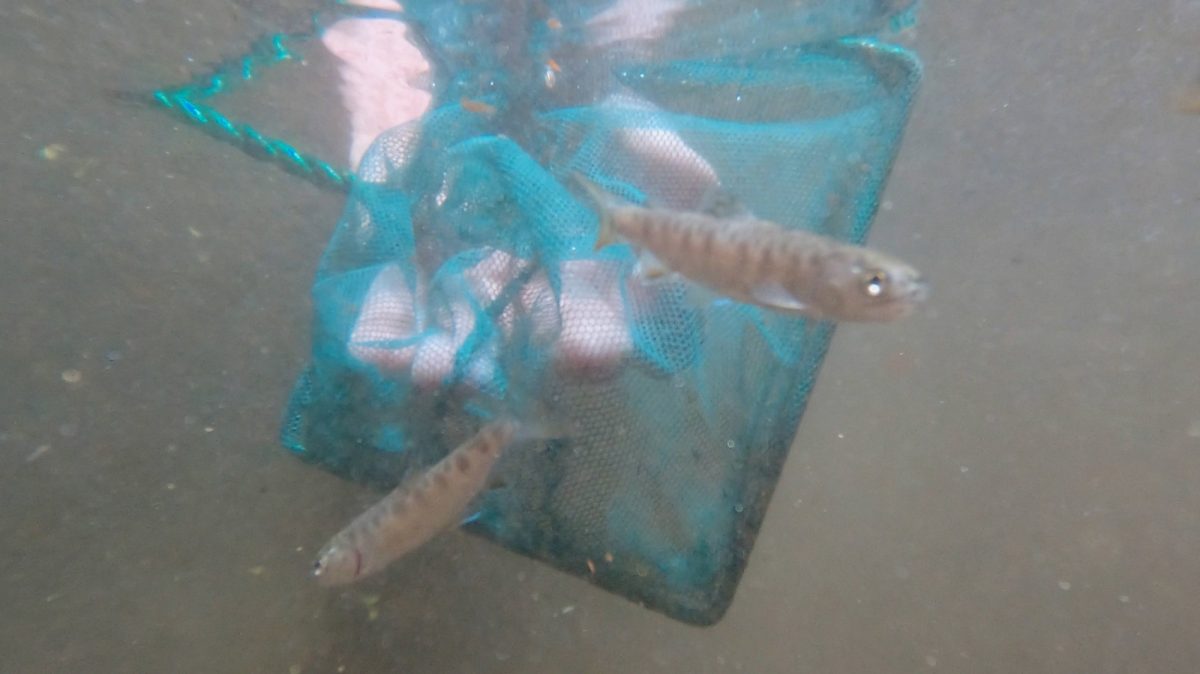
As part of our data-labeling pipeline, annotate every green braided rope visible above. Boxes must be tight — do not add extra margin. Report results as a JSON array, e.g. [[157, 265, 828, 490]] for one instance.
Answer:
[[153, 88, 352, 193], [171, 32, 304, 101], [148, 4, 406, 194]]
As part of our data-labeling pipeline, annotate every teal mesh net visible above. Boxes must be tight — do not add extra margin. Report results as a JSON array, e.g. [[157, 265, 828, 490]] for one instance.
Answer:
[[155, 0, 922, 625]]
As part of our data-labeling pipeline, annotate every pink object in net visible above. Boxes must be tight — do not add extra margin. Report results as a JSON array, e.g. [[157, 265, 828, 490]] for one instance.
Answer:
[[327, 1, 712, 392], [348, 250, 638, 392], [321, 1, 433, 168]]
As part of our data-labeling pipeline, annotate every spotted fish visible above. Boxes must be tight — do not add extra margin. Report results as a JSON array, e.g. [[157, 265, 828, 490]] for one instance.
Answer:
[[312, 419, 522, 586], [575, 174, 928, 322]]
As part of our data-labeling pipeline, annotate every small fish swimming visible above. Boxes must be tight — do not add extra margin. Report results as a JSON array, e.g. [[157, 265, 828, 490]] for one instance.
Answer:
[[312, 419, 522, 586], [575, 175, 929, 322]]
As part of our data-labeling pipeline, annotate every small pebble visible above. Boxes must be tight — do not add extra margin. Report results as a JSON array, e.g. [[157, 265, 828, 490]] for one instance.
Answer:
[[1118, 595, 1130, 603], [561, 605, 575, 615], [61, 369, 82, 384], [1058, 580, 1071, 591], [925, 654, 938, 667], [248, 566, 265, 576]]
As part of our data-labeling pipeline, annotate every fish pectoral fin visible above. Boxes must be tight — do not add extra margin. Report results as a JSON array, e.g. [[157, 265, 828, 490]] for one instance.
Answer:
[[593, 208, 617, 251], [698, 186, 754, 220], [749, 280, 810, 313], [634, 249, 672, 280]]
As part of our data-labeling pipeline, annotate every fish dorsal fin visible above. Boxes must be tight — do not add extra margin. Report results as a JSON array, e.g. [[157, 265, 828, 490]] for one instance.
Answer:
[[748, 280, 810, 313], [698, 187, 754, 220]]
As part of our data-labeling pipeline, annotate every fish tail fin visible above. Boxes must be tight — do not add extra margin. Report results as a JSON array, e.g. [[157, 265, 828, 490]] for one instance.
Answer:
[[570, 172, 623, 251], [511, 393, 576, 446], [468, 392, 574, 448], [513, 417, 572, 448], [510, 394, 575, 447]]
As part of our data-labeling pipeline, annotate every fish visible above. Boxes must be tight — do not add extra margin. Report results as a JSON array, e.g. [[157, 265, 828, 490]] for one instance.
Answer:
[[574, 174, 929, 322], [313, 419, 523, 586]]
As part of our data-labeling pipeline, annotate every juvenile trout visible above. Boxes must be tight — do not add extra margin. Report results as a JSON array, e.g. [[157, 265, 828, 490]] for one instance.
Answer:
[[576, 176, 928, 322], [313, 419, 521, 586]]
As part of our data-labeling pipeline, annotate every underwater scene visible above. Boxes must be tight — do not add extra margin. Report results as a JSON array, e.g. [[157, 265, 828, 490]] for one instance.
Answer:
[[3, 0, 1200, 671]]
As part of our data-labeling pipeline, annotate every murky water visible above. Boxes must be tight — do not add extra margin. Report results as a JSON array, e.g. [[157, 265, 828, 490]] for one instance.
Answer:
[[3, 1, 1200, 672]]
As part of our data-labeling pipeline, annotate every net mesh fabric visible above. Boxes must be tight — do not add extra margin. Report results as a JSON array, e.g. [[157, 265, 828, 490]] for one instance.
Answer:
[[282, 2, 921, 625]]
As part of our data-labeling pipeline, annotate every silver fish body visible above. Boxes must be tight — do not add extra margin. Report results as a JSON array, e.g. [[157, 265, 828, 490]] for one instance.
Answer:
[[312, 419, 520, 586], [580, 177, 928, 322]]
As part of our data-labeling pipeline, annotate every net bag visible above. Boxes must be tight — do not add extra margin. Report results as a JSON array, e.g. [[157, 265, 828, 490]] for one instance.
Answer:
[[156, 0, 922, 625]]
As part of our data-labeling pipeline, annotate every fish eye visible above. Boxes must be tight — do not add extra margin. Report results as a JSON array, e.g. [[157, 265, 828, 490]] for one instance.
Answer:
[[312, 560, 323, 573], [861, 270, 889, 298]]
